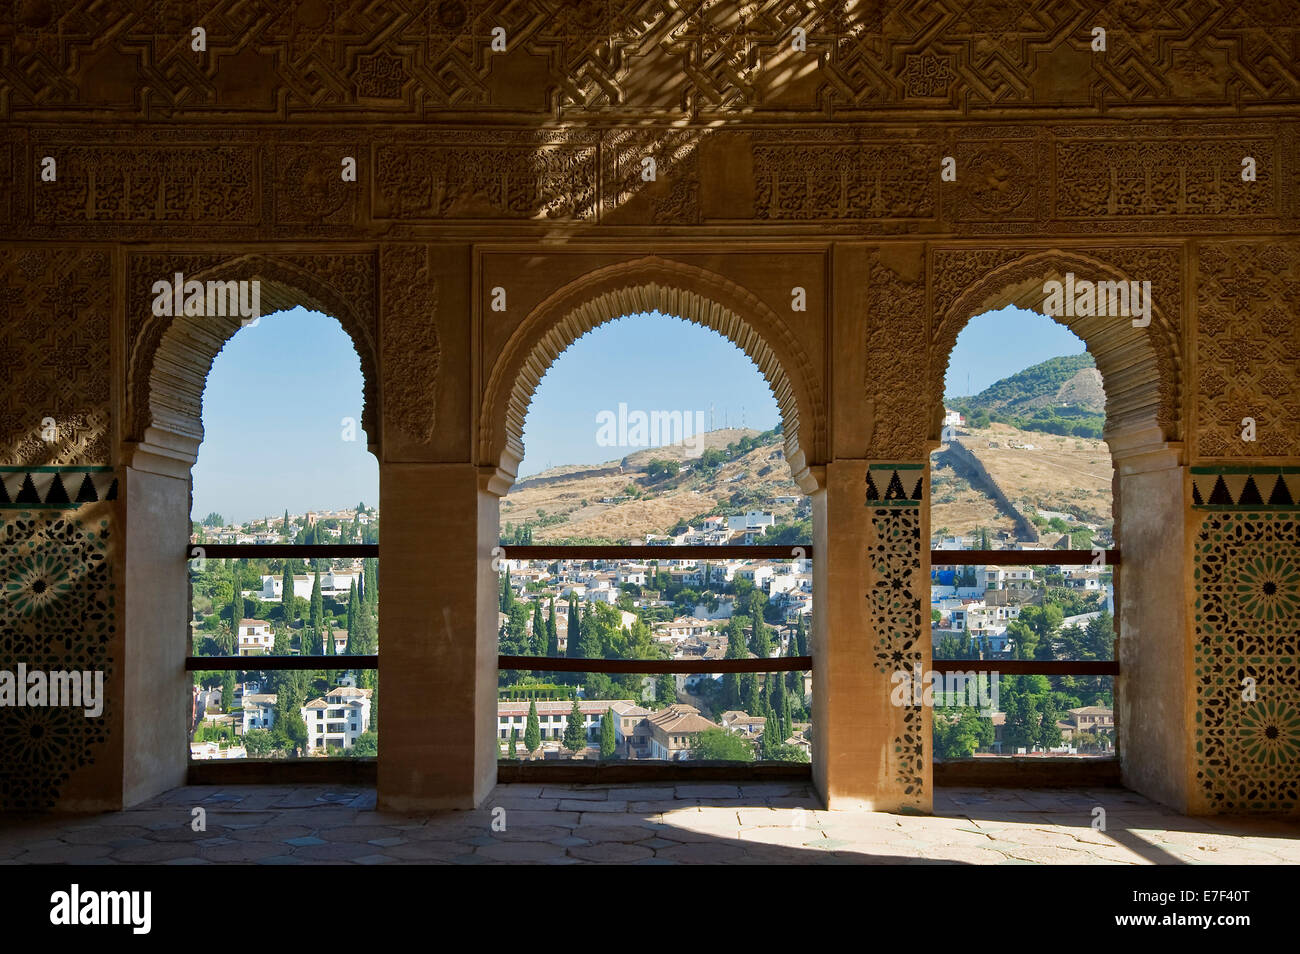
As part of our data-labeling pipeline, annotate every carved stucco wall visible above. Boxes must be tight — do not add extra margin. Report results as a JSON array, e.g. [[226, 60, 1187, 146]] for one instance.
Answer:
[[0, 0, 1298, 813]]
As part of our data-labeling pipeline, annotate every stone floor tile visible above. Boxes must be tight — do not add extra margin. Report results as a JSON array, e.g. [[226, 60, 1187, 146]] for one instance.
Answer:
[[319, 825, 403, 843], [567, 842, 655, 863], [653, 842, 749, 863], [110, 842, 199, 863], [561, 799, 627, 812], [292, 842, 376, 861], [199, 841, 291, 863], [543, 787, 607, 800], [16, 843, 114, 864], [571, 824, 657, 843], [673, 784, 741, 799], [476, 841, 570, 862]]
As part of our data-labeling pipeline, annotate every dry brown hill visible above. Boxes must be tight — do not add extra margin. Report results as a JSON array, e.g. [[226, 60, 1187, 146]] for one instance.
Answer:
[[505, 421, 1115, 544], [504, 429, 806, 543], [931, 421, 1113, 541]]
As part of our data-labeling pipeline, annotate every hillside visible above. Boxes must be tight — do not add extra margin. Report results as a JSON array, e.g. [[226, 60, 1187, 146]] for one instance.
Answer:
[[947, 354, 1106, 439], [502, 356, 1115, 545], [504, 427, 807, 544], [932, 422, 1113, 543]]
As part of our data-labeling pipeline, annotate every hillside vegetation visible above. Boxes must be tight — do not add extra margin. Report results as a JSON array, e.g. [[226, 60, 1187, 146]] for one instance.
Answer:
[[946, 354, 1106, 439], [503, 355, 1115, 544], [503, 427, 810, 545]]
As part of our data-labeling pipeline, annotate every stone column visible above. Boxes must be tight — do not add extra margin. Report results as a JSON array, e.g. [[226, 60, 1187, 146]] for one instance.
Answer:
[[811, 460, 930, 812], [120, 431, 196, 807], [376, 463, 499, 811], [1111, 440, 1189, 811]]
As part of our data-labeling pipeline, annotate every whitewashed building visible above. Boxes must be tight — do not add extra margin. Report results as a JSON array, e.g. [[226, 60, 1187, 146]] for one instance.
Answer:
[[301, 686, 373, 753]]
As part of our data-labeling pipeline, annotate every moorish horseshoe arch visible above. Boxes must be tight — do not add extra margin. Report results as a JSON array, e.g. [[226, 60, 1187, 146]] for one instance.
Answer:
[[929, 249, 1182, 455], [127, 252, 381, 468], [478, 256, 828, 495]]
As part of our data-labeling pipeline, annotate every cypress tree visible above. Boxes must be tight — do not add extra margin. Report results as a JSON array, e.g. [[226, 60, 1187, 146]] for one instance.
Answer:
[[280, 563, 294, 625], [566, 599, 581, 657], [546, 599, 559, 658], [310, 569, 323, 630], [563, 695, 586, 751], [507, 728, 519, 760], [783, 624, 798, 692], [282, 508, 291, 540], [742, 673, 759, 716], [748, 591, 771, 658], [363, 558, 378, 612], [530, 600, 545, 656], [770, 665, 786, 725], [229, 561, 241, 634], [600, 708, 617, 760], [723, 616, 746, 709], [524, 699, 541, 754], [500, 572, 513, 613], [795, 613, 808, 656], [346, 579, 358, 650]]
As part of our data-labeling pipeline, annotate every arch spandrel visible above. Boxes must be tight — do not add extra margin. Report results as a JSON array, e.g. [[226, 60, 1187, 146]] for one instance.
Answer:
[[478, 256, 827, 495]]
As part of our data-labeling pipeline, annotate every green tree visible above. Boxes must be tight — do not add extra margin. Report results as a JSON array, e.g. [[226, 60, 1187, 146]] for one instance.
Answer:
[[500, 571, 514, 613], [202, 512, 225, 528], [348, 731, 378, 757], [229, 561, 243, 634], [722, 616, 747, 709], [345, 580, 358, 653], [563, 696, 586, 751], [545, 599, 559, 670], [363, 558, 378, 613], [310, 569, 323, 630], [280, 564, 294, 625], [506, 727, 519, 759], [530, 600, 545, 656], [748, 590, 771, 658], [220, 670, 236, 713], [690, 728, 754, 762], [600, 707, 617, 759], [524, 699, 541, 754], [243, 728, 274, 757]]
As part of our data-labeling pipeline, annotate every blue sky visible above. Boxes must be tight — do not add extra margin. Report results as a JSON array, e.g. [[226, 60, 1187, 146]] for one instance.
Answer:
[[193, 305, 1085, 523]]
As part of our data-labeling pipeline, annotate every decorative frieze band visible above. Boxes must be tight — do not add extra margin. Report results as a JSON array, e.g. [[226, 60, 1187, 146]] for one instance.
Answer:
[[1191, 467, 1300, 509], [0, 467, 118, 508]]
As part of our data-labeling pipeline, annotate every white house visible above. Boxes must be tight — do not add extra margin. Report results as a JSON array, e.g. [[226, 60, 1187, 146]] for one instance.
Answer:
[[986, 567, 1034, 590], [734, 564, 774, 589], [1063, 567, 1103, 590], [615, 564, 650, 587], [653, 617, 715, 643], [692, 597, 736, 620], [321, 568, 361, 597], [190, 741, 247, 760], [727, 510, 775, 532], [301, 686, 373, 754], [236, 619, 274, 655], [258, 574, 315, 601], [497, 699, 632, 747], [241, 693, 277, 734]]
